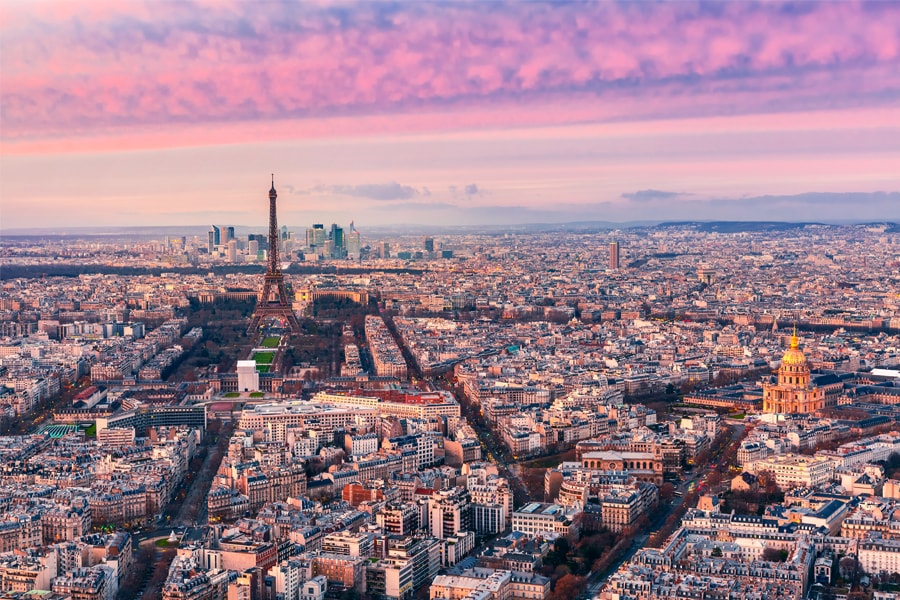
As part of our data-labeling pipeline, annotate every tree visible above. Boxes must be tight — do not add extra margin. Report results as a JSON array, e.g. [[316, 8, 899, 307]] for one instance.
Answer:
[[117, 544, 155, 599], [144, 548, 177, 598], [552, 564, 572, 581], [577, 533, 611, 567], [694, 448, 712, 467], [337, 589, 361, 600], [548, 574, 586, 600], [762, 547, 789, 563], [711, 546, 723, 557], [545, 537, 572, 568], [761, 471, 780, 496], [680, 380, 698, 394], [839, 556, 861, 583]]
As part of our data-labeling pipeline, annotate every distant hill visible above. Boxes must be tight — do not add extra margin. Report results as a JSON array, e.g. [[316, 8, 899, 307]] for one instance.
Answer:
[[655, 221, 834, 233]]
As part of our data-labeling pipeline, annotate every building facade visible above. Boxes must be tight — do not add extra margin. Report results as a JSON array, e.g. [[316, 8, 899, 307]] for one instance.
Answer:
[[763, 330, 825, 414]]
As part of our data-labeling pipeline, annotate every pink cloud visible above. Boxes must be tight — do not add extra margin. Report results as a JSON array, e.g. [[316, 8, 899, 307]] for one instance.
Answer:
[[1, 1, 899, 150]]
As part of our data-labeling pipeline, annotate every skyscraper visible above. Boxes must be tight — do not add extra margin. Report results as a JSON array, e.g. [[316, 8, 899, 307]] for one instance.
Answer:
[[346, 228, 361, 259], [208, 226, 220, 253], [311, 224, 326, 247], [307, 224, 326, 257], [330, 224, 344, 258], [248, 233, 268, 252], [609, 241, 620, 270], [424, 237, 435, 253]]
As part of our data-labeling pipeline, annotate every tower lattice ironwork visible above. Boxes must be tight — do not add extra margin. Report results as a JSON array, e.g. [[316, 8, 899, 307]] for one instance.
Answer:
[[247, 176, 301, 334]]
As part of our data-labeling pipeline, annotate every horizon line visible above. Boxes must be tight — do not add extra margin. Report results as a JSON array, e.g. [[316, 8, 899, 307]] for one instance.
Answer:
[[3, 218, 898, 237]]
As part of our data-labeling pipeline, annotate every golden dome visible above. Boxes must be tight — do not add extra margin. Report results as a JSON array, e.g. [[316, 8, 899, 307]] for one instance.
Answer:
[[781, 329, 807, 366]]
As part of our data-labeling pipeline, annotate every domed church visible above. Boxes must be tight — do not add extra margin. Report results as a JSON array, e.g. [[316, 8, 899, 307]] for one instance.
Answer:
[[762, 328, 825, 414]]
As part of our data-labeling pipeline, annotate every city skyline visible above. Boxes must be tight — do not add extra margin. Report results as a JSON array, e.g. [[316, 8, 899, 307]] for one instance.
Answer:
[[2, 1, 900, 229]]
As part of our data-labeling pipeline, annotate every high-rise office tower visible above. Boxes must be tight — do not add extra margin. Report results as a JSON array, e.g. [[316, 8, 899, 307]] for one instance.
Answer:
[[330, 224, 344, 258], [225, 226, 235, 243], [307, 224, 326, 257], [609, 241, 620, 270], [346, 230, 361, 259], [424, 237, 435, 253], [311, 224, 326, 248], [248, 233, 268, 252], [208, 226, 220, 253], [378, 241, 390, 259]]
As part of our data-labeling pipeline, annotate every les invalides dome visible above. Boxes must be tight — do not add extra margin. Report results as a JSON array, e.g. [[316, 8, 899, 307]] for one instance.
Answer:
[[762, 328, 825, 415]]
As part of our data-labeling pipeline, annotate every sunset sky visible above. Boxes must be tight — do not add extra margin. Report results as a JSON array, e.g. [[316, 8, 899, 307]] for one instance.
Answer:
[[2, 0, 899, 230]]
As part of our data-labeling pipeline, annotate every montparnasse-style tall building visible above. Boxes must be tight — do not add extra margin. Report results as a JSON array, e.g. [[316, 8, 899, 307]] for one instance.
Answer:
[[762, 328, 825, 414], [609, 241, 620, 270]]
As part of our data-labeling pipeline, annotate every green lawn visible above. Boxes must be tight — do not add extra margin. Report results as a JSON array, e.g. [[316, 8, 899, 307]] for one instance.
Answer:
[[224, 392, 240, 398], [249, 391, 264, 398], [83, 423, 97, 437], [256, 364, 270, 373], [253, 352, 275, 364], [261, 337, 280, 348], [155, 538, 177, 548]]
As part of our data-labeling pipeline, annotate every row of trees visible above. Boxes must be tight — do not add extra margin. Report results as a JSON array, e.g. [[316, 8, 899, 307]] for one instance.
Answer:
[[648, 426, 745, 547], [541, 529, 633, 600], [116, 543, 165, 599], [171, 298, 257, 379]]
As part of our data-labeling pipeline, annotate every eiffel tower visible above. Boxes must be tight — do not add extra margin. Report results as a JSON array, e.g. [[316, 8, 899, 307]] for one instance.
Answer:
[[247, 176, 302, 334]]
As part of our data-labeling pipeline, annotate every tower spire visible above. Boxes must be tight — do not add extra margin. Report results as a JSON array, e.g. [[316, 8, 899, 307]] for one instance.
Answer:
[[248, 174, 301, 335]]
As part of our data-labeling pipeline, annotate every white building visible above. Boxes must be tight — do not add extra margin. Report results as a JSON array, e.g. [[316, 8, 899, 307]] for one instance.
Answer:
[[238, 402, 378, 432], [472, 503, 506, 535], [429, 488, 471, 540], [236, 360, 259, 392], [745, 454, 834, 489], [272, 558, 307, 600], [301, 575, 327, 600], [345, 433, 379, 458], [512, 503, 578, 537], [860, 539, 900, 576]]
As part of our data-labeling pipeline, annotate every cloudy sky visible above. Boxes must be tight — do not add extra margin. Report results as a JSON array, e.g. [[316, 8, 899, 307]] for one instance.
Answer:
[[2, 0, 899, 230]]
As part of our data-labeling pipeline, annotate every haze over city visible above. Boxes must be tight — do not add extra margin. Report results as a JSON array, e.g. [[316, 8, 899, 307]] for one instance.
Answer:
[[2, 0, 900, 229]]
